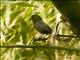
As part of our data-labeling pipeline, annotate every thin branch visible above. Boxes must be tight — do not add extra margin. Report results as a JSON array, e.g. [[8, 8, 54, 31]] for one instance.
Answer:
[[0, 45, 80, 52], [57, 34, 77, 38], [33, 34, 77, 42]]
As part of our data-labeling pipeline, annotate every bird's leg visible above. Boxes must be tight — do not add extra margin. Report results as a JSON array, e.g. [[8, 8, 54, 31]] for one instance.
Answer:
[[33, 32, 48, 42]]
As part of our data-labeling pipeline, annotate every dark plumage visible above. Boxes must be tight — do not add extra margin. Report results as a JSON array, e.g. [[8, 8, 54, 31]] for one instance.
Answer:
[[52, 0, 80, 37], [31, 15, 51, 34]]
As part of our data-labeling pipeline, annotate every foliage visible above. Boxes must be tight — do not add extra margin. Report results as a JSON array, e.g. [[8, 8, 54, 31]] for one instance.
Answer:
[[0, 0, 80, 60]]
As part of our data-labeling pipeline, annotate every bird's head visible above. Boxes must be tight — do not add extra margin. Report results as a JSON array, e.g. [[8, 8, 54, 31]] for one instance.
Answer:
[[31, 15, 42, 23]]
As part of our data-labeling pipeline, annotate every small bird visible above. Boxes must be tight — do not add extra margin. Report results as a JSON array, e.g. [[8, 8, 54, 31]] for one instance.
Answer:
[[31, 15, 51, 34]]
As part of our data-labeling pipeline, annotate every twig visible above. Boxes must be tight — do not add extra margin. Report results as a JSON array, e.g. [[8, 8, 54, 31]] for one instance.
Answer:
[[33, 38, 47, 41], [57, 34, 77, 38], [33, 34, 77, 42]]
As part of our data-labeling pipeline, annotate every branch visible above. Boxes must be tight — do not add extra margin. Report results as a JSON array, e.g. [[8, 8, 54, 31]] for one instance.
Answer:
[[33, 34, 77, 42], [0, 45, 80, 52]]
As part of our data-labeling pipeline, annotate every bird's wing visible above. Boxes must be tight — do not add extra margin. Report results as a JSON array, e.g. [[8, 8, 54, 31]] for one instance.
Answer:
[[34, 20, 51, 34]]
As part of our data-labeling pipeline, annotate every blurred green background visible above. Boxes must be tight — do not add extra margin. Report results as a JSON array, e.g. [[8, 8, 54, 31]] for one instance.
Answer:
[[0, 0, 80, 60]]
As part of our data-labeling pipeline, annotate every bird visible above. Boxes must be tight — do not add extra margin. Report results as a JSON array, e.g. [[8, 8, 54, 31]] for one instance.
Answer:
[[52, 0, 80, 37], [31, 15, 51, 34]]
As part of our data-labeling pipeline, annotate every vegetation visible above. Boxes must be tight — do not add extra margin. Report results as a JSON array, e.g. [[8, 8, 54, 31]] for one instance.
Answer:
[[0, 0, 80, 60]]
